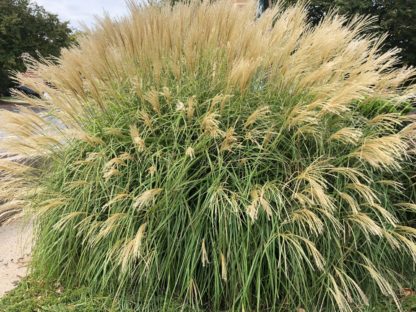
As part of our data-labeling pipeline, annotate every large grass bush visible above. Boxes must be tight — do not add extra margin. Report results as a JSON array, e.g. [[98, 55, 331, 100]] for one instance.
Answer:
[[1, 1, 416, 310]]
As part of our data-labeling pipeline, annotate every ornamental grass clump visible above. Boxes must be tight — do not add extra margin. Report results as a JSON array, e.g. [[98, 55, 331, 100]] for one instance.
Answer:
[[1, 1, 416, 311]]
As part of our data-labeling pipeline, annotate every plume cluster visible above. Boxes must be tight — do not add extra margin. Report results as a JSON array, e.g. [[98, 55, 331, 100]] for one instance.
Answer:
[[1, 0, 416, 311]]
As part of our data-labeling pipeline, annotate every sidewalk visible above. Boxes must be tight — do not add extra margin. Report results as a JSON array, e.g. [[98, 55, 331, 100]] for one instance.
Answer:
[[0, 102, 34, 298], [0, 220, 32, 297]]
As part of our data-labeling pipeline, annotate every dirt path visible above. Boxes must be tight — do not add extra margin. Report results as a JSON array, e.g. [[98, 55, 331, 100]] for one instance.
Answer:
[[0, 220, 32, 297]]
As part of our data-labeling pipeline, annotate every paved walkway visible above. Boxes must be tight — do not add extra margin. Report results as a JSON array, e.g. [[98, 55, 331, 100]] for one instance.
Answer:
[[0, 220, 32, 297], [0, 102, 34, 298]]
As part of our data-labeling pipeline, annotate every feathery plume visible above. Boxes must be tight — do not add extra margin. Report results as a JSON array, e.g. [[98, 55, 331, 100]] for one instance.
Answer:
[[245, 106, 270, 128], [147, 165, 157, 176], [104, 127, 124, 137], [186, 96, 196, 121], [185, 147, 195, 159], [133, 188, 163, 210], [161, 87, 172, 103], [130, 125, 146, 151], [103, 167, 122, 181], [220, 252, 227, 282], [201, 112, 223, 138], [132, 223, 148, 257], [229, 58, 260, 91], [329, 127, 362, 145], [139, 110, 152, 128], [144, 89, 161, 115], [103, 193, 130, 209], [291, 208, 324, 235], [93, 213, 127, 245], [176, 101, 185, 112], [352, 134, 407, 170], [220, 128, 238, 152], [201, 239, 209, 267], [349, 212, 383, 237]]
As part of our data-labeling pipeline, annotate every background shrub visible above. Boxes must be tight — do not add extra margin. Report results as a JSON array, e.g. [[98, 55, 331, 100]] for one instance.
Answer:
[[1, 1, 416, 311]]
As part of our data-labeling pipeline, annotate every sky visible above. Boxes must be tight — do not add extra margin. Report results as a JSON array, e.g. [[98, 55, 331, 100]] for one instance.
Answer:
[[33, 0, 130, 29]]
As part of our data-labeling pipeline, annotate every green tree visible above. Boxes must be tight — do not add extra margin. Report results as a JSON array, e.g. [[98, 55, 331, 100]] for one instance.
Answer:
[[285, 0, 416, 67], [0, 0, 73, 95]]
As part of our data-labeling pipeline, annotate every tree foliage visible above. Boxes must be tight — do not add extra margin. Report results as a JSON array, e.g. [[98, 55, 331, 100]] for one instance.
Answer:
[[285, 0, 416, 67], [0, 0, 73, 94]]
